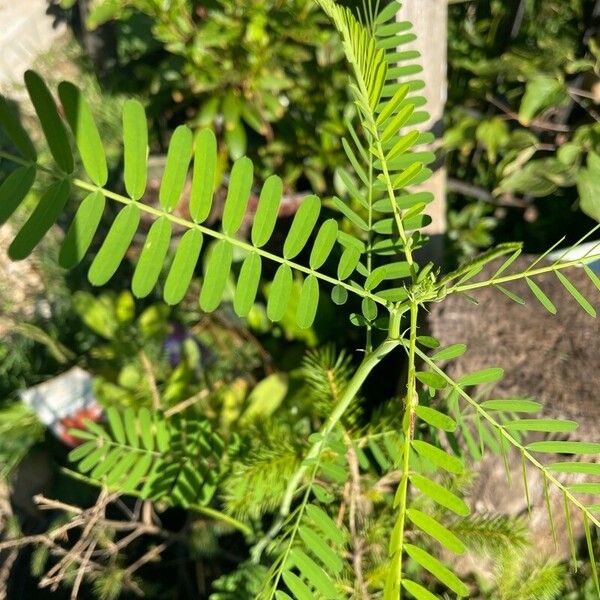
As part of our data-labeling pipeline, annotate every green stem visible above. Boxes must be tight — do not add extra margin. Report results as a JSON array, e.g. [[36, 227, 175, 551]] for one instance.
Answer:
[[0, 150, 387, 307], [251, 337, 400, 562]]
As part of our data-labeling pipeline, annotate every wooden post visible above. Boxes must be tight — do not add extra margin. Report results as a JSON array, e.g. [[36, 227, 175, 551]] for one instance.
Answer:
[[397, 0, 448, 262]]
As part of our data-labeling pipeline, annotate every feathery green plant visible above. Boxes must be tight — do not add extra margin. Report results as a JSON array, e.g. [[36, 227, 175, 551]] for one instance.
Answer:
[[1, 1, 600, 598]]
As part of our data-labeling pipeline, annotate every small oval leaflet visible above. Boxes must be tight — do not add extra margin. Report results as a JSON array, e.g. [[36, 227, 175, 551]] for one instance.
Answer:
[[199, 240, 233, 313], [58, 81, 108, 186], [24, 70, 73, 173], [309, 219, 338, 270], [267, 264, 293, 322], [190, 128, 217, 223], [59, 191, 106, 269], [88, 203, 140, 286], [123, 99, 148, 200], [222, 156, 253, 236], [159, 125, 193, 212], [234, 252, 262, 317], [132, 217, 172, 298], [283, 195, 321, 260], [251, 175, 283, 248], [9, 178, 71, 261], [164, 229, 203, 306], [337, 246, 361, 280], [331, 284, 348, 306]]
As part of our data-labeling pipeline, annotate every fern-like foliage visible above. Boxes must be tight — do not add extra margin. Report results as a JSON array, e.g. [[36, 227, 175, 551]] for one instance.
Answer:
[[68, 407, 232, 508]]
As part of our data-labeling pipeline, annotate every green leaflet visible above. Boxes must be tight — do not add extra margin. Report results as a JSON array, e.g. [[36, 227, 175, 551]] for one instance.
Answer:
[[458, 368, 504, 386], [0, 96, 36, 160], [569, 483, 600, 494], [107, 407, 125, 444], [124, 407, 138, 447], [331, 285, 348, 305], [504, 419, 578, 433], [403, 544, 468, 597], [387, 130, 420, 162], [222, 156, 253, 235], [132, 217, 172, 298], [288, 549, 339, 598], [375, 83, 409, 126], [9, 179, 71, 260], [480, 398, 542, 413], [410, 473, 470, 516], [414, 406, 456, 432], [527, 441, 600, 454], [401, 580, 439, 600], [555, 271, 596, 317], [406, 508, 465, 554], [88, 204, 140, 286], [305, 504, 345, 545], [431, 344, 467, 362], [199, 240, 233, 312], [281, 572, 315, 600], [526, 278, 557, 314], [547, 462, 600, 475], [122, 99, 148, 200], [138, 408, 154, 451], [415, 371, 447, 390], [59, 191, 105, 268], [159, 125, 193, 212], [234, 252, 262, 317], [58, 82, 108, 186], [24, 70, 73, 173], [0, 165, 36, 225], [296, 276, 319, 329], [337, 247, 361, 280], [251, 175, 283, 248], [380, 104, 414, 143], [309, 219, 338, 270], [584, 264, 600, 292], [283, 195, 321, 260], [163, 229, 203, 305], [365, 262, 411, 291], [297, 525, 343, 574], [412, 440, 463, 475], [331, 196, 368, 231], [190, 128, 217, 223], [495, 284, 525, 305], [267, 264, 293, 322]]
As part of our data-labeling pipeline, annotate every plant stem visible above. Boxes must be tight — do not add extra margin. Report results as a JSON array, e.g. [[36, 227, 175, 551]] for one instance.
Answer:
[[251, 337, 400, 562], [385, 301, 419, 598]]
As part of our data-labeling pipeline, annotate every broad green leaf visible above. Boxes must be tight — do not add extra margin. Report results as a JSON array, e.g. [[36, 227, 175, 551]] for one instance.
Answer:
[[527, 441, 600, 454], [297, 525, 343, 574], [24, 70, 73, 173], [526, 278, 557, 314], [88, 204, 140, 286], [365, 262, 411, 291], [234, 252, 262, 317], [190, 128, 217, 223], [458, 368, 504, 386], [406, 508, 465, 554], [504, 419, 578, 433], [376, 84, 409, 126], [431, 344, 467, 362], [415, 371, 447, 390], [548, 462, 600, 475], [122, 99, 148, 200], [267, 264, 293, 322], [159, 125, 193, 212], [404, 543, 468, 597], [402, 580, 439, 600], [132, 217, 172, 298], [223, 156, 253, 235], [309, 219, 338, 270], [251, 175, 282, 247], [296, 276, 319, 329], [410, 473, 470, 516], [58, 81, 107, 186], [282, 572, 315, 600], [0, 165, 36, 225], [519, 75, 567, 124], [59, 191, 105, 268], [480, 398, 542, 413], [0, 96, 36, 159], [164, 229, 202, 305], [412, 440, 463, 474], [289, 549, 338, 598], [199, 240, 232, 312], [415, 406, 456, 432], [9, 179, 70, 260], [106, 407, 125, 444], [337, 247, 361, 280], [283, 195, 321, 259], [305, 504, 346, 545], [556, 271, 596, 317]]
